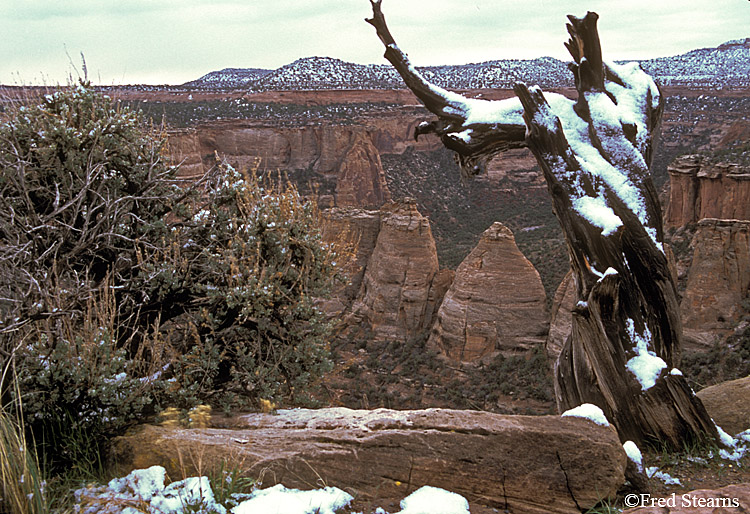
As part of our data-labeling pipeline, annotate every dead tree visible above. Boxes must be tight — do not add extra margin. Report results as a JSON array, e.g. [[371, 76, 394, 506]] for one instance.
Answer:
[[366, 0, 721, 448]]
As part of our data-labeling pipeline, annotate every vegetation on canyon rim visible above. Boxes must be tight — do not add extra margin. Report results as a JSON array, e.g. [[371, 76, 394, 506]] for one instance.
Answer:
[[0, 82, 342, 485]]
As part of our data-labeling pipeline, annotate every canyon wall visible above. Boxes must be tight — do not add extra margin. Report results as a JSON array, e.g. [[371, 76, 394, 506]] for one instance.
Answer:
[[665, 155, 750, 227], [167, 116, 444, 209], [681, 218, 750, 349]]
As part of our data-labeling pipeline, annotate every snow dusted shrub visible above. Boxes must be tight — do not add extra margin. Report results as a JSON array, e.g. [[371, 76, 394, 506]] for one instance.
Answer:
[[14, 283, 156, 475], [0, 81, 179, 472], [155, 166, 338, 410], [0, 82, 341, 474]]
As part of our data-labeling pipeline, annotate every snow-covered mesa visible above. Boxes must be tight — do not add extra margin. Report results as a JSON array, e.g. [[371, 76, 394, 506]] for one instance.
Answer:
[[184, 39, 749, 90]]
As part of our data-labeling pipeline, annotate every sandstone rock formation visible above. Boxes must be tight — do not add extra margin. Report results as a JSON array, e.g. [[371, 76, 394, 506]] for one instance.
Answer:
[[167, 121, 391, 208], [623, 483, 750, 514], [665, 155, 750, 228], [334, 131, 390, 207], [320, 207, 382, 315], [428, 222, 549, 361], [680, 219, 750, 348], [350, 199, 443, 341], [696, 376, 750, 436], [111, 408, 627, 514]]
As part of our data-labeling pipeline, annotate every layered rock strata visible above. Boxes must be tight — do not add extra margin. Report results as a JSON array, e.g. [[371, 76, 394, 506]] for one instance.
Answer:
[[350, 199, 444, 342], [167, 116, 445, 209], [111, 408, 627, 514], [428, 222, 549, 361], [168, 122, 392, 208], [680, 218, 750, 348], [320, 207, 382, 314], [665, 155, 750, 228]]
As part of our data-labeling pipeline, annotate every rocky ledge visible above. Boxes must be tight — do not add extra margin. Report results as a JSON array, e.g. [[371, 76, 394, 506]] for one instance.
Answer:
[[111, 408, 626, 514]]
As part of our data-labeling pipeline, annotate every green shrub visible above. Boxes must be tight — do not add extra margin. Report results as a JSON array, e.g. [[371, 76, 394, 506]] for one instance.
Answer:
[[154, 166, 337, 409], [0, 82, 341, 473]]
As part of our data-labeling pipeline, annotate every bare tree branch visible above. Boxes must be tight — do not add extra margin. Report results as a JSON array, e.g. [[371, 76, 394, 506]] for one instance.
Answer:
[[366, 0, 530, 177]]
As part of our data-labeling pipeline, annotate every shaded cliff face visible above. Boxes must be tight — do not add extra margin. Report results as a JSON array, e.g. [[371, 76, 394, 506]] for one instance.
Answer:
[[428, 222, 549, 361], [320, 207, 382, 314], [681, 218, 750, 349], [666, 154, 750, 227], [166, 115, 443, 209]]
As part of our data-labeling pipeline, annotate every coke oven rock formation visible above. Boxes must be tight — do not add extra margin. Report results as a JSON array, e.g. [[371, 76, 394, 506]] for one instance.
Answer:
[[428, 222, 549, 361]]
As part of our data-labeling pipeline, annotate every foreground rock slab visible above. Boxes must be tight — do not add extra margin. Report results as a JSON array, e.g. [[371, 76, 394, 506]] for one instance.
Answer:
[[112, 408, 626, 514], [623, 483, 750, 513], [697, 376, 750, 436]]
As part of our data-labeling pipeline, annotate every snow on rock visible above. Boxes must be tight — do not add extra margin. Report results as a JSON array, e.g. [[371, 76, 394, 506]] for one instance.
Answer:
[[714, 423, 750, 463], [716, 424, 737, 447], [244, 406, 414, 432], [561, 403, 610, 427], [623, 441, 644, 473], [394, 486, 471, 514], [624, 319, 666, 391], [232, 484, 353, 514]]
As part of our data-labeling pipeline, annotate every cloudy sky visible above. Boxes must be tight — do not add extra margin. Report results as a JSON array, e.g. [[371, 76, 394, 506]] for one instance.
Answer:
[[1, 0, 747, 86]]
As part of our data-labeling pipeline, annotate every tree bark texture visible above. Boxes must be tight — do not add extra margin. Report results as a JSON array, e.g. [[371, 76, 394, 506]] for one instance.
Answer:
[[367, 2, 721, 448]]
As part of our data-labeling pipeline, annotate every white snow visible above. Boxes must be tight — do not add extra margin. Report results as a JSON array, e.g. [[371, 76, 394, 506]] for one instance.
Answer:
[[624, 319, 666, 391], [646, 467, 682, 486], [716, 424, 737, 448], [77, 466, 228, 514], [669, 368, 683, 376], [572, 195, 623, 236], [623, 441, 644, 473], [76, 467, 480, 514], [232, 484, 352, 514], [245, 407, 414, 432], [394, 486, 470, 514], [561, 403, 610, 426]]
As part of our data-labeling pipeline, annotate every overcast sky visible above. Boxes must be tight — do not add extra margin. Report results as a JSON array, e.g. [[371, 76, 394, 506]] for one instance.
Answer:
[[1, 0, 747, 86]]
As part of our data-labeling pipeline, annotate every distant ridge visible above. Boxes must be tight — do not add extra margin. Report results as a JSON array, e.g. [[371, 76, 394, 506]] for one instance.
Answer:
[[183, 39, 749, 90]]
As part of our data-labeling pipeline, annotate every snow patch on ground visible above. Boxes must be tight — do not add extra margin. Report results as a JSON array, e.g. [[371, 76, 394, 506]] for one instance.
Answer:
[[76, 467, 474, 514], [232, 484, 353, 514], [392, 486, 470, 514], [646, 467, 682, 486]]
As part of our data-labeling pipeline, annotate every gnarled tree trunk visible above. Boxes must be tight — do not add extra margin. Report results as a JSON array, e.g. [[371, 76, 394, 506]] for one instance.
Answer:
[[366, 0, 721, 449]]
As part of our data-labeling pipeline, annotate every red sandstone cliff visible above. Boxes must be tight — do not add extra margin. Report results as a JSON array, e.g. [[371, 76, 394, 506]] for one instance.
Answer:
[[665, 155, 750, 228], [167, 115, 445, 209], [681, 218, 750, 349]]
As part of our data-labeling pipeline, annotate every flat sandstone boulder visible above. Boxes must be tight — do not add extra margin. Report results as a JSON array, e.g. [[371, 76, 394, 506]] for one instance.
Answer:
[[697, 376, 750, 436], [111, 408, 626, 514]]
